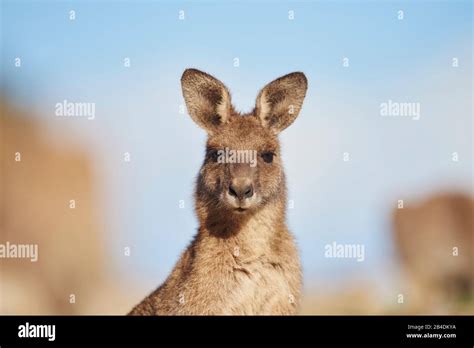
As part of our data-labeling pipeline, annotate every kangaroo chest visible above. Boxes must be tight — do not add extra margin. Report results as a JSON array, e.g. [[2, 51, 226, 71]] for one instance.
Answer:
[[218, 253, 296, 314]]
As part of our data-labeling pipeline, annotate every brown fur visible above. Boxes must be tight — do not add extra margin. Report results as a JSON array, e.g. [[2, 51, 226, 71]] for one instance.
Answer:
[[128, 69, 307, 315]]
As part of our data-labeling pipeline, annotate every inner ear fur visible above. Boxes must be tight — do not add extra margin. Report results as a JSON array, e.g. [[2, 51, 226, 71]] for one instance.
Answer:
[[255, 72, 308, 134], [181, 68, 232, 134]]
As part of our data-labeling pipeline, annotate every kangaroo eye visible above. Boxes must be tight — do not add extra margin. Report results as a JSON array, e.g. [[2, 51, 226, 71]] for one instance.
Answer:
[[261, 152, 275, 163], [207, 149, 220, 162]]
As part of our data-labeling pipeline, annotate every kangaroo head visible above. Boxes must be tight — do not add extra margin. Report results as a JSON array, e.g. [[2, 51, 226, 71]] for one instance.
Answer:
[[181, 69, 307, 215]]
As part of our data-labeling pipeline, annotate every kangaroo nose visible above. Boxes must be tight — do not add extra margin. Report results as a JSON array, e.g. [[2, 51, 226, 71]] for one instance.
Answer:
[[228, 181, 254, 200]]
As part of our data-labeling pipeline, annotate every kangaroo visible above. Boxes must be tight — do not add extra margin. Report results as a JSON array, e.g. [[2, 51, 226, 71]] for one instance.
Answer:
[[129, 69, 307, 315]]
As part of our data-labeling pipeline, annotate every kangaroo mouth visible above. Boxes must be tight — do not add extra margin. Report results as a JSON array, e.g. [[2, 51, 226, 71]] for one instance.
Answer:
[[235, 207, 247, 213]]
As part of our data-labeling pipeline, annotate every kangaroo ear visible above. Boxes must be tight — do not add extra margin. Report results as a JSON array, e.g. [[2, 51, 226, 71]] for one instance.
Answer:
[[255, 72, 307, 134], [181, 69, 232, 134]]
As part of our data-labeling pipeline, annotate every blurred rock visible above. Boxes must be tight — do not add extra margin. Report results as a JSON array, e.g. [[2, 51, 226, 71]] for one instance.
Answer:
[[0, 100, 107, 314], [393, 192, 473, 312]]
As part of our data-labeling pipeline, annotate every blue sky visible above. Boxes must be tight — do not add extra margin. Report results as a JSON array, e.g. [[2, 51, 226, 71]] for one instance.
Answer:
[[1, 0, 472, 291]]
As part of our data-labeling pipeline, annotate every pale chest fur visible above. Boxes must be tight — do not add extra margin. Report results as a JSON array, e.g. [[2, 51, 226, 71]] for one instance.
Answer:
[[185, 212, 300, 315], [222, 252, 298, 314]]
